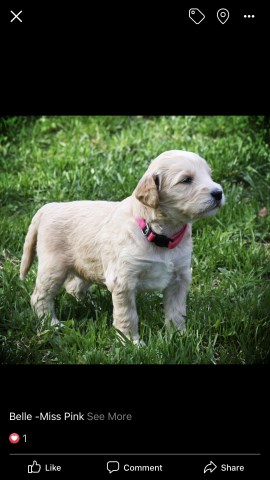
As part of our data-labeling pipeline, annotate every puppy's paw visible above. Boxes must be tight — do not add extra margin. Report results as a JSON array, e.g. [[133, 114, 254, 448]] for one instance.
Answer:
[[177, 325, 186, 335], [115, 330, 145, 347], [133, 338, 146, 347], [166, 317, 186, 334], [51, 318, 65, 328]]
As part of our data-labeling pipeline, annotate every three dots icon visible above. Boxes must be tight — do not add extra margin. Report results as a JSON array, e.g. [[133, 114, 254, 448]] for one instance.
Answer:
[[244, 15, 255, 19]]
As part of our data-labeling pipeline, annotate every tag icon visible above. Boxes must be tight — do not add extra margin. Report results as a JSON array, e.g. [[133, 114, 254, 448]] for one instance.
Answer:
[[189, 8, 206, 25], [217, 8, 230, 24]]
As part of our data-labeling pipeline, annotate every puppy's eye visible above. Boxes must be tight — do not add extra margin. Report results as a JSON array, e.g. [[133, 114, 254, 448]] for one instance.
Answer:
[[180, 177, 193, 184]]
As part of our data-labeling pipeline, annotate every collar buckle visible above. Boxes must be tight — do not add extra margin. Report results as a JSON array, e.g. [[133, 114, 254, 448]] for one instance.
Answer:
[[136, 218, 188, 249]]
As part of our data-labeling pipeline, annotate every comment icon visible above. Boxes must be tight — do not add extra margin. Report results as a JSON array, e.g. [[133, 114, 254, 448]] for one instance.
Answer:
[[107, 461, 120, 473]]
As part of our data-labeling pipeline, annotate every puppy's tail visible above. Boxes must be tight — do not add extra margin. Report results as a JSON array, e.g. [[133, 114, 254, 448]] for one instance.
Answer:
[[20, 209, 42, 279]]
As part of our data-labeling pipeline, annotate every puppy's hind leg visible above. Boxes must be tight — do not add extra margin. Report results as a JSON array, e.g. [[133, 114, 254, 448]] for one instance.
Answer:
[[31, 259, 68, 326], [64, 274, 90, 300]]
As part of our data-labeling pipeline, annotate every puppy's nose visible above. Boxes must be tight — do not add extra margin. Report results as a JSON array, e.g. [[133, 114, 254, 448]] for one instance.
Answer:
[[211, 189, 223, 201]]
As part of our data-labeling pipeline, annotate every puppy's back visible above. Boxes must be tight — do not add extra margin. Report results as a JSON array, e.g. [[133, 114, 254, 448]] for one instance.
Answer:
[[20, 201, 119, 278]]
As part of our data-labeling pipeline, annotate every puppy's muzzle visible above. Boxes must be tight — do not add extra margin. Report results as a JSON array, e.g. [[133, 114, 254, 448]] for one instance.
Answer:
[[211, 189, 223, 201], [211, 188, 224, 209]]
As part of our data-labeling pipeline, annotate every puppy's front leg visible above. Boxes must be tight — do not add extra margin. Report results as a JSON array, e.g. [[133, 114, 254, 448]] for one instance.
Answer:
[[112, 290, 140, 344], [163, 268, 192, 332]]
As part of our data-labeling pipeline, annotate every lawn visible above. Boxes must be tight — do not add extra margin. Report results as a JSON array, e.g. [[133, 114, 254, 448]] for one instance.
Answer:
[[0, 116, 269, 364]]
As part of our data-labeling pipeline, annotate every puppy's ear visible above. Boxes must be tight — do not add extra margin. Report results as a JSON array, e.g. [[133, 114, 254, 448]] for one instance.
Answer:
[[134, 174, 159, 209]]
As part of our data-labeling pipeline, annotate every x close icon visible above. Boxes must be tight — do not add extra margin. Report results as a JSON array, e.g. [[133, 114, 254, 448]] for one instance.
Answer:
[[10, 10, 22, 22]]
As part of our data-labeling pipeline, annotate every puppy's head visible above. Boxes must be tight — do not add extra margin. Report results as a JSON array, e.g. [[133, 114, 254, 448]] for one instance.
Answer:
[[134, 150, 225, 223]]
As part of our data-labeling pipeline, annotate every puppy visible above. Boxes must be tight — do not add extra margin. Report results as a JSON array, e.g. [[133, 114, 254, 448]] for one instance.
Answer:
[[20, 150, 224, 344]]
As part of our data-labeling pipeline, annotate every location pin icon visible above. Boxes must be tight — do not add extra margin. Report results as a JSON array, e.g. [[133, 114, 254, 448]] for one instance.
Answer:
[[217, 8, 229, 24]]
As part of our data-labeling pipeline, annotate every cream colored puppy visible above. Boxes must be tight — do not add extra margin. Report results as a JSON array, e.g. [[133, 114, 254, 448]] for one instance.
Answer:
[[20, 150, 224, 343]]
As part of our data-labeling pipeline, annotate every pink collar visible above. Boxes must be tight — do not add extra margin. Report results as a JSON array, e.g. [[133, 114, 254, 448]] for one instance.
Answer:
[[136, 218, 188, 249]]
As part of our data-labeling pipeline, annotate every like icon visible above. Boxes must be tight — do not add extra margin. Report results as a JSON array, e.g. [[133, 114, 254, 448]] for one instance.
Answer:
[[9, 433, 20, 444], [28, 461, 42, 474]]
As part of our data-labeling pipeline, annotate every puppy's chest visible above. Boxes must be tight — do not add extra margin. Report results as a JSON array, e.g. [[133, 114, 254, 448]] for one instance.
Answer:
[[136, 254, 182, 291]]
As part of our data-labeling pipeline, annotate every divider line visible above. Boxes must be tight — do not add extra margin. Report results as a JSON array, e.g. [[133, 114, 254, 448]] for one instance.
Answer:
[[10, 452, 261, 456]]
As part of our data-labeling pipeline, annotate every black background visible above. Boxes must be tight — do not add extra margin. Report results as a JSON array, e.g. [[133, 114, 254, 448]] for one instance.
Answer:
[[3, 365, 268, 454], [1, 2, 269, 114], [1, 1, 269, 477], [2, 365, 268, 477]]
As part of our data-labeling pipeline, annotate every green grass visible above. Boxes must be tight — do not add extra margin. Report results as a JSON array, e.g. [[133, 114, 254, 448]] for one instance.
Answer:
[[0, 116, 270, 364]]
